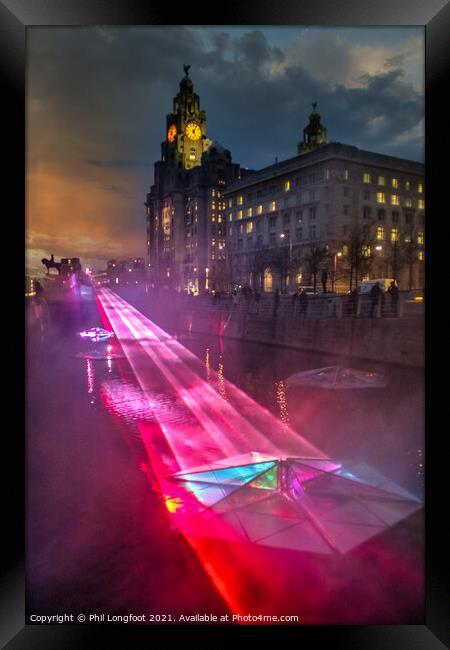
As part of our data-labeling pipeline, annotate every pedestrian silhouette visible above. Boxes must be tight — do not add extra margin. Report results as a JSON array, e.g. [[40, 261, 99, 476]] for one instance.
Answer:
[[299, 288, 308, 317], [369, 282, 383, 318], [387, 280, 399, 317]]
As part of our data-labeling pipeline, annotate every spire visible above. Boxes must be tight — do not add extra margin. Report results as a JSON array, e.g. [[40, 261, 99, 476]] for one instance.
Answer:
[[298, 103, 329, 155]]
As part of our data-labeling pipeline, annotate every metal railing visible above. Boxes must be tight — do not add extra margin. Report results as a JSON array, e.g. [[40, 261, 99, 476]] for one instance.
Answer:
[[177, 290, 423, 320]]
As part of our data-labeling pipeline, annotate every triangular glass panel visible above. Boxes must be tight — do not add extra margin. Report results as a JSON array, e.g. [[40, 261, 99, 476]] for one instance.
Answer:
[[240, 493, 305, 520], [320, 520, 385, 554], [289, 464, 325, 486], [260, 520, 334, 555], [358, 498, 422, 527], [292, 458, 341, 473], [174, 461, 276, 487], [320, 500, 387, 527], [248, 465, 278, 490], [232, 510, 299, 543], [186, 483, 239, 507], [213, 483, 274, 514]]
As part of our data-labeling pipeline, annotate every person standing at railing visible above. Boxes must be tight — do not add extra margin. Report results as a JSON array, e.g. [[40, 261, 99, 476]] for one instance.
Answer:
[[299, 288, 308, 318], [387, 280, 399, 317], [369, 282, 383, 318], [292, 287, 301, 315]]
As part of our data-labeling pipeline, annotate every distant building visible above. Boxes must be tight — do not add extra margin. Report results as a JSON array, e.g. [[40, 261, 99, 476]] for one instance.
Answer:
[[107, 258, 145, 286], [60, 257, 82, 275], [224, 107, 425, 292], [145, 67, 247, 294]]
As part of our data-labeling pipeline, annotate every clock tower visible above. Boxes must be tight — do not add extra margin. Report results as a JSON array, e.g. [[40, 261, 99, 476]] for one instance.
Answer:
[[162, 65, 212, 170]]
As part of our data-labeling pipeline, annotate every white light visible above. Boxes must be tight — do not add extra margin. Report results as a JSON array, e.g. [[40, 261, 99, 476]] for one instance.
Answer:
[[375, 245, 383, 251]]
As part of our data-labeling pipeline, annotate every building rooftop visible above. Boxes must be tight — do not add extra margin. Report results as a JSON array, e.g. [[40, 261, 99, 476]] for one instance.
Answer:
[[224, 142, 424, 193]]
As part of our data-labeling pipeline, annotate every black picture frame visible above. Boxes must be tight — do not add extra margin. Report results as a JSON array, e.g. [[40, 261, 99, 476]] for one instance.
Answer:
[[4, 1, 449, 647]]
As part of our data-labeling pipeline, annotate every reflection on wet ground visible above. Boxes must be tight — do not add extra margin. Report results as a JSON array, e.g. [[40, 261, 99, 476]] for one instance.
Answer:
[[26, 294, 424, 623]]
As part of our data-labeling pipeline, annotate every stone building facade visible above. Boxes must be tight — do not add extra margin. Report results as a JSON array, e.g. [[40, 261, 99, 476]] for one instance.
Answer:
[[145, 68, 243, 294], [224, 108, 425, 292]]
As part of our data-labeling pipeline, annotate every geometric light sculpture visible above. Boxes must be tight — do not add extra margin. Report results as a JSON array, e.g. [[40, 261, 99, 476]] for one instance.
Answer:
[[169, 452, 422, 555], [78, 327, 114, 342], [286, 366, 388, 390]]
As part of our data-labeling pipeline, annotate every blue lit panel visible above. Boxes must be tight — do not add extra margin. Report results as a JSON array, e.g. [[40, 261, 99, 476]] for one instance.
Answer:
[[176, 461, 276, 486]]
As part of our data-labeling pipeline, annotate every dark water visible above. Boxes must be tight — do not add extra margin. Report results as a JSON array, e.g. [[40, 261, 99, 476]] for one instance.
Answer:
[[26, 294, 424, 623], [177, 334, 424, 498]]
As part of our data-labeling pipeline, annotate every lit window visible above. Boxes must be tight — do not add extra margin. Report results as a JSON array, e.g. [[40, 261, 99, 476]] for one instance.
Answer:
[[324, 169, 330, 180], [391, 228, 399, 242], [229, 212, 233, 222], [362, 245, 371, 257], [392, 178, 398, 189], [377, 226, 384, 240], [418, 183, 423, 193], [238, 210, 243, 219], [391, 195, 400, 205], [363, 172, 371, 184], [237, 195, 243, 205], [246, 221, 253, 234], [284, 180, 291, 192], [405, 181, 411, 190], [270, 201, 276, 212], [247, 207, 253, 217], [404, 198, 413, 208], [257, 204, 263, 215], [417, 231, 424, 244], [404, 233, 411, 243], [418, 199, 425, 210], [378, 175, 385, 186], [418, 251, 424, 261], [376, 192, 386, 204], [343, 169, 349, 180], [228, 199, 232, 207]]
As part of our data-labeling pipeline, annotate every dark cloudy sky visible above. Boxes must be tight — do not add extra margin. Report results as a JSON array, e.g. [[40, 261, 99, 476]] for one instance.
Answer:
[[26, 26, 424, 273]]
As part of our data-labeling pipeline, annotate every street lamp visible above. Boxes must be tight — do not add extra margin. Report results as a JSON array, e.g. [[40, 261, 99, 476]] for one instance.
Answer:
[[332, 251, 342, 292], [280, 232, 292, 291]]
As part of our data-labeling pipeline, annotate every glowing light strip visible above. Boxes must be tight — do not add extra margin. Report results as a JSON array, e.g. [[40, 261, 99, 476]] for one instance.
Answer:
[[100, 288, 324, 459], [111, 291, 318, 453], [100, 291, 282, 459], [98, 290, 234, 467]]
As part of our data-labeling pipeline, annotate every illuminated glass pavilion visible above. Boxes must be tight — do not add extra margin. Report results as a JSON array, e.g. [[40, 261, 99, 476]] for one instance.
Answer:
[[169, 453, 422, 554]]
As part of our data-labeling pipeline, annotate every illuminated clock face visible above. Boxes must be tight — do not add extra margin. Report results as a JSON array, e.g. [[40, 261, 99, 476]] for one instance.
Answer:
[[167, 124, 177, 142], [185, 122, 202, 141]]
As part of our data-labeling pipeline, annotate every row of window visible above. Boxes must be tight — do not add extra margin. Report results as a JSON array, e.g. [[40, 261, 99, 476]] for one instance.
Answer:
[[228, 195, 424, 221], [227, 172, 423, 206], [374, 193, 424, 208], [363, 173, 423, 192], [363, 207, 424, 225]]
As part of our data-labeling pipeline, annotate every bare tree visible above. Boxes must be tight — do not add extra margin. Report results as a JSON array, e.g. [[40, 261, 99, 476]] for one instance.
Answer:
[[247, 246, 273, 291], [272, 246, 302, 292], [341, 226, 375, 291], [384, 226, 423, 290], [304, 244, 327, 293]]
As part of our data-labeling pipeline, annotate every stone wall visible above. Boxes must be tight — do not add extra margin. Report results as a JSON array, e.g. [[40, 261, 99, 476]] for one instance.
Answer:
[[118, 289, 424, 368]]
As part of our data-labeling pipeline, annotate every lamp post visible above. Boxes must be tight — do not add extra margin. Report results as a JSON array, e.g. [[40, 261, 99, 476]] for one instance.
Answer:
[[332, 251, 342, 292], [280, 232, 292, 292]]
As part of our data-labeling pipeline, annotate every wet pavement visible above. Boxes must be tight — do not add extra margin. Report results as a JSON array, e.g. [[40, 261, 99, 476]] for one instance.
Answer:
[[26, 290, 424, 624]]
